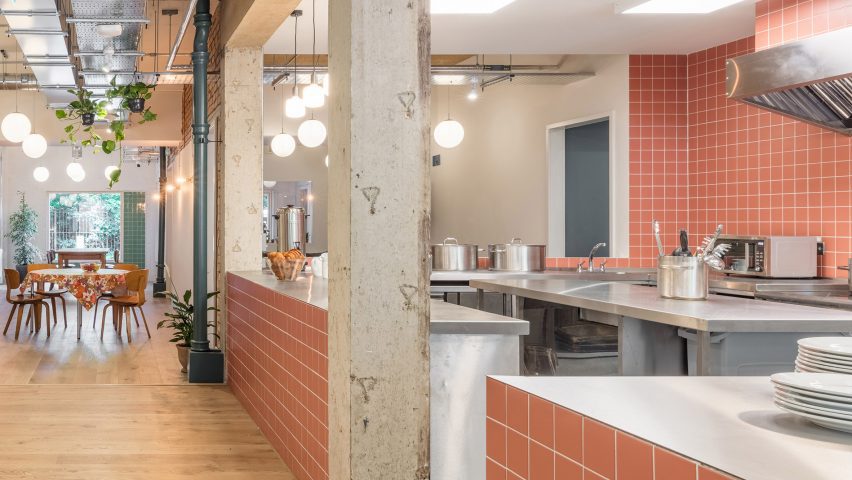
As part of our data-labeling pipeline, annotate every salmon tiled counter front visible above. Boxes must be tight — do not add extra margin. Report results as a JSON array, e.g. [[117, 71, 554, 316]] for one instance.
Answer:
[[226, 270, 528, 480], [486, 376, 852, 480]]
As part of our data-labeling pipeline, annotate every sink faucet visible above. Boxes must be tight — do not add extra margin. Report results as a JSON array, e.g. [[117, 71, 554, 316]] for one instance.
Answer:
[[588, 242, 607, 272]]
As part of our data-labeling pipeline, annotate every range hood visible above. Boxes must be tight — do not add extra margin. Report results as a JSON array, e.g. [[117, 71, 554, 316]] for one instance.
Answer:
[[727, 26, 852, 135]]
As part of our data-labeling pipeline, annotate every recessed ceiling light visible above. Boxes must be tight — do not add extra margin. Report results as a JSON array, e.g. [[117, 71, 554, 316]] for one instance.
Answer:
[[619, 0, 747, 14], [431, 0, 516, 14]]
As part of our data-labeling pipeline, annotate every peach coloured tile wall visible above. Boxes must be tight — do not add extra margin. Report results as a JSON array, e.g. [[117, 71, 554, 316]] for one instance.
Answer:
[[226, 273, 329, 480], [687, 36, 852, 277], [485, 378, 740, 480], [755, 0, 852, 50], [627, 55, 690, 267]]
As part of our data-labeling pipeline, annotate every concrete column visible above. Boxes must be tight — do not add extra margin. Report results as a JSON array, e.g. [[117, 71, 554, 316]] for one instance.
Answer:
[[218, 46, 264, 353], [328, 0, 431, 478]]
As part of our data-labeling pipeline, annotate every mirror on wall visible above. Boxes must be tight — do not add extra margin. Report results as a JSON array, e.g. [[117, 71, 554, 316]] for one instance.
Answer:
[[262, 180, 314, 253]]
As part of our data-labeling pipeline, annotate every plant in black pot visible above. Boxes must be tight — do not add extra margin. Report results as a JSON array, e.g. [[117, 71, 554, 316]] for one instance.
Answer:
[[106, 76, 158, 119], [5, 192, 42, 281], [55, 87, 107, 147], [158, 289, 220, 373]]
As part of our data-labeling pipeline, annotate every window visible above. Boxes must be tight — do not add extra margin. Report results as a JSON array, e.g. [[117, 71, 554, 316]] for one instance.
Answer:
[[563, 119, 610, 257], [48, 193, 121, 261]]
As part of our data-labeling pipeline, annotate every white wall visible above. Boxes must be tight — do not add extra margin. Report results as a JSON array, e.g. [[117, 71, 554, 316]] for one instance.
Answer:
[[429, 55, 630, 253], [0, 145, 160, 271]]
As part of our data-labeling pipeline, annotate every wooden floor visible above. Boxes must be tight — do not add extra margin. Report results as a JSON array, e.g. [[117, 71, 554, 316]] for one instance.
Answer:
[[0, 287, 189, 384], [0, 385, 295, 479]]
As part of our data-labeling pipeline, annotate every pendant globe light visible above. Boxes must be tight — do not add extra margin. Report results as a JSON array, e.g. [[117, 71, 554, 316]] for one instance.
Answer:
[[301, 0, 324, 109], [32, 166, 49, 182], [298, 117, 326, 148], [2, 46, 31, 143], [271, 83, 297, 157], [66, 162, 85, 182], [22, 89, 47, 159], [434, 86, 465, 149], [285, 11, 306, 119]]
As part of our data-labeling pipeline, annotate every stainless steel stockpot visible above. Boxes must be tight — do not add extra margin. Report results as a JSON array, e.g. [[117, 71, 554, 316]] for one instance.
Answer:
[[657, 255, 708, 300], [431, 237, 479, 271], [488, 238, 546, 272]]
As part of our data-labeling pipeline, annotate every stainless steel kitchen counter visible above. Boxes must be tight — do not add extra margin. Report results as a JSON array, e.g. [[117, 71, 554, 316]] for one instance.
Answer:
[[470, 278, 852, 332], [430, 268, 655, 283], [493, 375, 852, 480], [229, 271, 529, 335]]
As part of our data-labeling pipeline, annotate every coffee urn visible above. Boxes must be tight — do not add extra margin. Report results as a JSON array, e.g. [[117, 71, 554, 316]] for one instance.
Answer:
[[274, 205, 308, 251]]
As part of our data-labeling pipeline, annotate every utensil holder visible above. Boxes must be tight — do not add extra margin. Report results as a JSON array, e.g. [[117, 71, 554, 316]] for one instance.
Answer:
[[657, 256, 708, 300]]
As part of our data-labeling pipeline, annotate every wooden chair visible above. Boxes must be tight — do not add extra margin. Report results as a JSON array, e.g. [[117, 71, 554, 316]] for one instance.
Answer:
[[3, 269, 49, 340], [93, 263, 140, 327], [101, 269, 150, 342], [27, 264, 68, 328], [46, 250, 56, 265]]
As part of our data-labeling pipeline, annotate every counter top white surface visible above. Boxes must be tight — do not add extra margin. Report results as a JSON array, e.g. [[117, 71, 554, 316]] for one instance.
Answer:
[[471, 278, 852, 332], [493, 376, 852, 480], [229, 271, 528, 335]]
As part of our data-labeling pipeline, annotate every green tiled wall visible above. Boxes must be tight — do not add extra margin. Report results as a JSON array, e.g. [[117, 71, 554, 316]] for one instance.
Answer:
[[122, 192, 146, 267]]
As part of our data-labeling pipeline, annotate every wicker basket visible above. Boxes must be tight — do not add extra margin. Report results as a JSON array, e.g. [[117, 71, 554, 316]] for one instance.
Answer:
[[270, 257, 306, 281]]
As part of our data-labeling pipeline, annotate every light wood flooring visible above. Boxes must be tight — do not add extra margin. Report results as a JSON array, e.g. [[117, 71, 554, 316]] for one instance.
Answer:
[[0, 286, 189, 385], [0, 385, 295, 479]]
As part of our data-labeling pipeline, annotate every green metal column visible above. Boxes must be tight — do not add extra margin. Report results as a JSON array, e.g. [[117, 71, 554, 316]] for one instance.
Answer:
[[191, 0, 211, 352], [153, 146, 167, 297]]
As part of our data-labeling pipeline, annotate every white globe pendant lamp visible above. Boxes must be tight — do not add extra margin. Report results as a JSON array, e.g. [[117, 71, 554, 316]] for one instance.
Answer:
[[22, 133, 47, 159], [434, 120, 465, 149], [298, 118, 327, 148], [271, 132, 297, 157], [263, 181, 277, 189], [67, 162, 85, 182], [302, 83, 324, 109], [285, 90, 305, 119], [32, 166, 49, 182], [434, 86, 465, 149], [2, 112, 31, 143]]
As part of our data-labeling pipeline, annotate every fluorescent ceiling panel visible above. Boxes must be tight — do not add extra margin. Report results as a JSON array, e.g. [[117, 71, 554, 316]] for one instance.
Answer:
[[431, 0, 516, 14], [620, 0, 747, 14]]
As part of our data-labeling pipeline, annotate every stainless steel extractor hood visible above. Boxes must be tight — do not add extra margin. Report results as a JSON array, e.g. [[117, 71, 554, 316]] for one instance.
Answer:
[[727, 26, 852, 135]]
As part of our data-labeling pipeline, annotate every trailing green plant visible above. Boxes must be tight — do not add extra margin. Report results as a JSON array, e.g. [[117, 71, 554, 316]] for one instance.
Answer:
[[5, 192, 41, 265], [55, 87, 108, 148], [158, 289, 220, 346], [106, 76, 158, 123]]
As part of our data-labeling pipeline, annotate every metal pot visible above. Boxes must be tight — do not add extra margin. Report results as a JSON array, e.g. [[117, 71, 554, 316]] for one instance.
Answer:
[[657, 256, 708, 300], [488, 238, 546, 272], [431, 237, 478, 271], [274, 205, 308, 251]]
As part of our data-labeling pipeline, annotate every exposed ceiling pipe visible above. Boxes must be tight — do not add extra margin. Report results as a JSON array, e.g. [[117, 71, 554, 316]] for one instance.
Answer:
[[7, 29, 68, 36], [0, 9, 59, 17], [66, 17, 150, 24], [165, 0, 198, 71]]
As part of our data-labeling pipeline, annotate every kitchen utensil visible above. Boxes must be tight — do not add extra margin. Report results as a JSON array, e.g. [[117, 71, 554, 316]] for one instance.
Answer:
[[672, 229, 691, 256], [488, 238, 546, 272], [696, 224, 724, 257], [710, 243, 731, 258], [653, 220, 664, 257], [431, 237, 479, 271], [657, 255, 708, 300], [704, 255, 725, 271]]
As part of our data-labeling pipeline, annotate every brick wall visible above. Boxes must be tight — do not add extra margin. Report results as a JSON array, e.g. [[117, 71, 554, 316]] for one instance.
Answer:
[[226, 274, 329, 480], [485, 378, 739, 480], [179, 9, 223, 150]]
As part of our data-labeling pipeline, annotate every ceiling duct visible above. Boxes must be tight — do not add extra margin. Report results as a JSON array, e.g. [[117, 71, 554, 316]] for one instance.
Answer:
[[67, 0, 151, 95], [0, 0, 77, 104], [727, 26, 852, 135]]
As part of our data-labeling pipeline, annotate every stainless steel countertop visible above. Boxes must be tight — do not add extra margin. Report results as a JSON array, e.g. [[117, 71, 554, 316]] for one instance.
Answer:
[[470, 278, 852, 332], [493, 376, 852, 480], [756, 291, 852, 311], [430, 269, 655, 283], [229, 271, 529, 336]]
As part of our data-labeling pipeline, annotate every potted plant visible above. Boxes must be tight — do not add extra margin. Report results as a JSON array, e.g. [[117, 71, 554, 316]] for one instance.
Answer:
[[158, 289, 220, 373], [5, 192, 42, 280], [55, 87, 108, 149], [106, 76, 158, 117]]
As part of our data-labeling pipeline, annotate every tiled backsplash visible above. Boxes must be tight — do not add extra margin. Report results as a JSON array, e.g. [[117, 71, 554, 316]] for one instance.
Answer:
[[485, 378, 739, 480], [755, 0, 852, 50], [227, 274, 329, 480], [122, 192, 146, 267]]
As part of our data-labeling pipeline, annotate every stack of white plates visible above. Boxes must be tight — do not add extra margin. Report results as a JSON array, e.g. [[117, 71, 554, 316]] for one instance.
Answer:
[[796, 338, 852, 374], [771, 372, 852, 433]]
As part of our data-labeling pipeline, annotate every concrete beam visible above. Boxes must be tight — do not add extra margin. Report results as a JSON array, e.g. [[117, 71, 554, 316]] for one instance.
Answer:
[[219, 0, 299, 48], [328, 0, 432, 478]]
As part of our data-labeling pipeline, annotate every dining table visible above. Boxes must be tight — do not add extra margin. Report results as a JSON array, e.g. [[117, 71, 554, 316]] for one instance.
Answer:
[[20, 268, 128, 341], [55, 248, 109, 268]]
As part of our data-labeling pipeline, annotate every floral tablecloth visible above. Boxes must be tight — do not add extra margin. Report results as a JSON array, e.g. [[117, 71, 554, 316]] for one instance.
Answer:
[[21, 268, 128, 310]]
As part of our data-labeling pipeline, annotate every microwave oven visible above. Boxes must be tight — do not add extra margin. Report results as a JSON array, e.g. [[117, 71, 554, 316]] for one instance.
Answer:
[[716, 235, 818, 278]]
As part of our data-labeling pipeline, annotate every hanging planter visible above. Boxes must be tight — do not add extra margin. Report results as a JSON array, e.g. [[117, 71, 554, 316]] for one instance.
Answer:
[[106, 76, 157, 120], [55, 87, 107, 147]]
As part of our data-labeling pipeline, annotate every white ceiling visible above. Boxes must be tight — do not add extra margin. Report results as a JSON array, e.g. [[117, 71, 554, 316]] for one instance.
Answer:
[[264, 0, 756, 55]]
